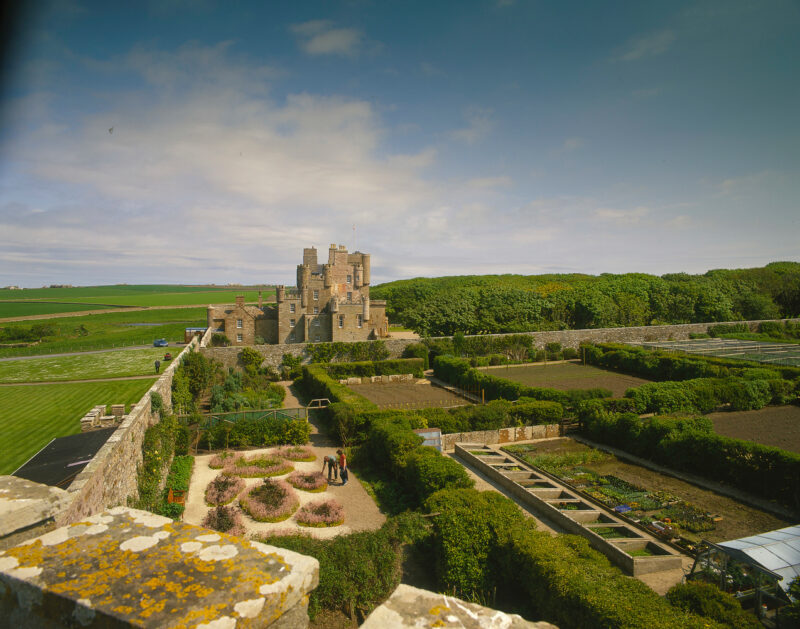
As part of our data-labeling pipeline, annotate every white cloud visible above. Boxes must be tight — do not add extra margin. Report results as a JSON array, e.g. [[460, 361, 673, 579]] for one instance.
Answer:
[[614, 29, 675, 62], [290, 20, 364, 57], [450, 107, 494, 144], [594, 206, 650, 224]]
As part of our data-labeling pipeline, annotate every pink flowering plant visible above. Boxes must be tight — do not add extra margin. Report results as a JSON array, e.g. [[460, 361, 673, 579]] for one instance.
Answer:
[[286, 470, 328, 493], [226, 454, 293, 478], [274, 445, 316, 462], [296, 499, 344, 528], [202, 505, 246, 537], [240, 479, 299, 522], [205, 473, 245, 506], [208, 451, 235, 469]]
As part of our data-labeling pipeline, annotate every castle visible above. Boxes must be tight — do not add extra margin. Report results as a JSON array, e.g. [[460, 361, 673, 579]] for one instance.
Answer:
[[207, 244, 388, 345]]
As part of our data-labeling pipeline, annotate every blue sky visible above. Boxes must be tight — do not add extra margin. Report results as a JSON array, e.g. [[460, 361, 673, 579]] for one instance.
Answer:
[[1, 0, 798, 287]]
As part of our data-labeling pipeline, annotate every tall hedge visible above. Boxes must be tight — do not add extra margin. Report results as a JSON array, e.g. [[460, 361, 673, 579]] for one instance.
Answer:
[[579, 407, 800, 509]]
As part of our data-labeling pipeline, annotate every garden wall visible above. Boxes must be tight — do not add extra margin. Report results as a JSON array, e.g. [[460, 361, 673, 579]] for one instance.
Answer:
[[199, 318, 797, 368], [442, 424, 561, 451], [55, 337, 199, 525]]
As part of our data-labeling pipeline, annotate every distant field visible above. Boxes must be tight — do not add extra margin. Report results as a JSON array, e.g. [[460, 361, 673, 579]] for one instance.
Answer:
[[0, 348, 170, 383], [0, 302, 126, 318], [0, 285, 274, 311], [709, 406, 800, 454], [0, 379, 156, 475], [478, 362, 651, 397], [0, 307, 206, 358]]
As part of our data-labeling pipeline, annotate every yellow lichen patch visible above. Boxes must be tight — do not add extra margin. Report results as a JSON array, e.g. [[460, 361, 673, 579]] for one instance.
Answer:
[[113, 605, 134, 615], [431, 619, 446, 628], [139, 595, 167, 619], [6, 539, 46, 566], [171, 602, 230, 629], [429, 605, 448, 616]]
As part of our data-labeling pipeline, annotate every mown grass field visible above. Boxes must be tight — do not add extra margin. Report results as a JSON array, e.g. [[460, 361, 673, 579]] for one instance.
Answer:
[[0, 348, 171, 383], [0, 284, 274, 312], [0, 379, 156, 475], [0, 308, 207, 358]]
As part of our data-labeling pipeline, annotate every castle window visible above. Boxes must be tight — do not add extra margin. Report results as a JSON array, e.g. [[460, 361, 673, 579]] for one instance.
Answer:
[[313, 306, 319, 314], [347, 292, 352, 301], [313, 319, 320, 327], [290, 318, 296, 328], [357, 314, 363, 328], [236, 319, 242, 329], [313, 290, 319, 300], [338, 315, 344, 328], [236, 333, 243, 343], [347, 274, 352, 284], [290, 303, 296, 313], [315, 335, 320, 342]]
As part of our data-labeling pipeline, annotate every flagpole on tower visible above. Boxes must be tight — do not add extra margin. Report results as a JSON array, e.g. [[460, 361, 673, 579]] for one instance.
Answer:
[[353, 224, 356, 251]]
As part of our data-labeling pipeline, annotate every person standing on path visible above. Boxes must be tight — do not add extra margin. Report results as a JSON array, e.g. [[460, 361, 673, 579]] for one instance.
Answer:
[[155, 359, 161, 374], [322, 454, 338, 482], [337, 449, 348, 485]]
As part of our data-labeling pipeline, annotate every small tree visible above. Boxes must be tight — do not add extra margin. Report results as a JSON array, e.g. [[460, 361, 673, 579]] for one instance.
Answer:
[[211, 333, 231, 347]]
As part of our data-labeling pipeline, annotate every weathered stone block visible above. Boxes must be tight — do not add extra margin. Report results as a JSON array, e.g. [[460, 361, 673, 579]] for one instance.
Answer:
[[0, 477, 70, 551], [362, 584, 558, 628], [0, 506, 319, 628]]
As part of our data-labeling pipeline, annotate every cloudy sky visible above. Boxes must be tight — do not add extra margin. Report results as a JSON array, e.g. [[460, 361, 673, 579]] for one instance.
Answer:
[[1, 1, 798, 287]]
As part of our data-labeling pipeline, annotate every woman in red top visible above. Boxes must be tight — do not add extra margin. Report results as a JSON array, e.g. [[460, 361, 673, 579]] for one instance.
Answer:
[[336, 449, 348, 485]]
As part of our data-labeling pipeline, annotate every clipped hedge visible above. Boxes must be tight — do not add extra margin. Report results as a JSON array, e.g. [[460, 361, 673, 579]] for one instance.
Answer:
[[433, 355, 609, 407], [198, 416, 311, 450], [666, 581, 761, 628], [325, 358, 425, 379], [579, 408, 800, 509], [404, 447, 473, 503]]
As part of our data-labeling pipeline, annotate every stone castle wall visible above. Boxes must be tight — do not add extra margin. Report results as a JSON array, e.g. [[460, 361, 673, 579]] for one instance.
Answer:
[[199, 318, 795, 368], [56, 337, 199, 526]]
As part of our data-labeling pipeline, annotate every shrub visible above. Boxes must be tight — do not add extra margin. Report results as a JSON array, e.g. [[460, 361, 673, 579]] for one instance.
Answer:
[[240, 479, 298, 522], [240, 347, 264, 369], [666, 581, 760, 628], [296, 499, 345, 527], [150, 391, 164, 417], [205, 473, 245, 506], [211, 333, 231, 347], [132, 414, 180, 511], [404, 447, 474, 503], [209, 451, 236, 469], [287, 471, 328, 492], [401, 342, 429, 370], [202, 505, 246, 537], [165, 455, 193, 492], [274, 444, 316, 461], [368, 416, 423, 473], [226, 453, 293, 478], [708, 323, 749, 337]]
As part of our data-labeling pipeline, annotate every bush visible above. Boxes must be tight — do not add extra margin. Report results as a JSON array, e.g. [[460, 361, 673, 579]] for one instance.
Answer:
[[165, 455, 193, 492], [239, 479, 298, 522], [296, 499, 345, 527], [402, 342, 429, 370], [666, 582, 760, 628], [307, 340, 390, 363], [211, 333, 231, 347], [708, 323, 749, 337], [404, 447, 474, 503], [205, 473, 245, 506], [325, 358, 425, 380], [150, 391, 164, 417], [368, 416, 423, 473], [202, 505, 246, 537], [240, 347, 263, 369]]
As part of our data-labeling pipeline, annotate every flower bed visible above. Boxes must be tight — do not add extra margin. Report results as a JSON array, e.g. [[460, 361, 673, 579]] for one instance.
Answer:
[[205, 473, 245, 506], [296, 499, 344, 528], [209, 451, 236, 469], [286, 470, 328, 493], [227, 454, 293, 478], [240, 479, 299, 522], [202, 505, 246, 537], [274, 444, 316, 462]]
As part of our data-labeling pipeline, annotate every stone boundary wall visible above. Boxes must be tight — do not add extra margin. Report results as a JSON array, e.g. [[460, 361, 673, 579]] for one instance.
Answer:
[[442, 424, 561, 451], [199, 318, 797, 369], [56, 337, 199, 525]]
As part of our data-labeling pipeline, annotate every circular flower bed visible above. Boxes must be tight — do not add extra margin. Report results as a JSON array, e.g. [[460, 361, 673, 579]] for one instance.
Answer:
[[205, 473, 245, 506], [202, 505, 246, 537], [208, 451, 236, 469], [274, 445, 316, 462], [240, 479, 298, 522], [286, 470, 328, 493], [227, 454, 293, 478], [295, 499, 344, 528]]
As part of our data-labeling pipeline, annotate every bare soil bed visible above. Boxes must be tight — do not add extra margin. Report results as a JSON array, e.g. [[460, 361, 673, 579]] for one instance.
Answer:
[[508, 438, 790, 543], [349, 380, 469, 408], [708, 405, 800, 454], [479, 361, 650, 397]]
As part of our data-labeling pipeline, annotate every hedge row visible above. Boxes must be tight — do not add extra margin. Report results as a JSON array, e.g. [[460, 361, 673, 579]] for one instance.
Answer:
[[306, 340, 390, 363], [433, 355, 610, 406], [196, 416, 311, 450], [578, 406, 800, 509], [623, 376, 796, 414], [583, 342, 800, 381], [158, 455, 194, 519], [325, 358, 425, 379], [299, 364, 377, 413]]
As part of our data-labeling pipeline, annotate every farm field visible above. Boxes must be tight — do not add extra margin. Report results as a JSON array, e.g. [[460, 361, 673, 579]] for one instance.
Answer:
[[708, 405, 800, 454], [0, 307, 206, 358], [480, 361, 650, 397], [0, 348, 171, 383], [504, 438, 789, 543], [349, 381, 469, 408], [0, 302, 126, 318], [0, 379, 156, 475]]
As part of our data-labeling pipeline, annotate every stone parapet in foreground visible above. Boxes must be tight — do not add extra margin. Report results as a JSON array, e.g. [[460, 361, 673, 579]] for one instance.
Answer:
[[362, 584, 558, 628], [0, 506, 318, 628]]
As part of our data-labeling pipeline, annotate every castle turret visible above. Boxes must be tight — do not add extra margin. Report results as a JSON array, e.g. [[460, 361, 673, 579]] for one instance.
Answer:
[[276, 285, 285, 303], [330, 295, 339, 313], [354, 263, 363, 288], [323, 264, 332, 288]]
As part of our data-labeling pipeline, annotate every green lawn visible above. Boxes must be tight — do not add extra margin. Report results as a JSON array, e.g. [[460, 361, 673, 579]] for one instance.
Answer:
[[0, 379, 156, 475], [0, 348, 172, 383], [0, 308, 207, 358], [0, 302, 125, 318]]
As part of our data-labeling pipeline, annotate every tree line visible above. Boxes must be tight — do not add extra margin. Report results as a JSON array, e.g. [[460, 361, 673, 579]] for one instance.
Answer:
[[371, 261, 800, 336]]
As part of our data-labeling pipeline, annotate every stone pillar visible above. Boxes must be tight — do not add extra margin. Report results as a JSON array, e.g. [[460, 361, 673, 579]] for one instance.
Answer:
[[323, 264, 332, 288], [207, 305, 215, 328], [354, 263, 363, 288], [363, 297, 370, 322]]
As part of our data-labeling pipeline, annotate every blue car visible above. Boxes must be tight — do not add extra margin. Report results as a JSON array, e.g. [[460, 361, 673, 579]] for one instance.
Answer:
[[153, 339, 168, 347]]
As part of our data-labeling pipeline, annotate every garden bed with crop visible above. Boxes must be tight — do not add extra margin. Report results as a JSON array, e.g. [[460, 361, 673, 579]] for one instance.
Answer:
[[348, 380, 470, 408], [707, 405, 800, 454]]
